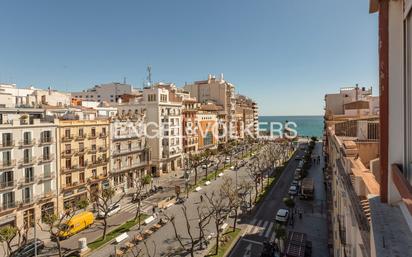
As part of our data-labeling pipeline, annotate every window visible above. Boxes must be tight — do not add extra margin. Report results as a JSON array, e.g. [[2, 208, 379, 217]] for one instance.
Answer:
[[23, 132, 31, 144], [79, 128, 84, 137], [79, 172, 85, 183], [204, 132, 213, 146], [64, 129, 70, 138], [65, 175, 72, 185], [23, 149, 32, 163], [91, 128, 96, 137], [2, 133, 12, 147], [148, 94, 157, 102], [24, 167, 34, 183], [160, 94, 167, 102], [43, 146, 50, 159], [44, 164, 51, 177], [65, 158, 71, 169], [44, 180, 51, 193], [2, 151, 11, 165], [3, 192, 14, 208]]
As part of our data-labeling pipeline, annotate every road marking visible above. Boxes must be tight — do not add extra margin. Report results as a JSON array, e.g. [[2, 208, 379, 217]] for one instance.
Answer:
[[244, 244, 252, 257], [250, 220, 263, 235], [243, 218, 257, 235], [259, 221, 269, 236], [241, 238, 263, 245], [264, 222, 274, 238], [270, 229, 277, 242]]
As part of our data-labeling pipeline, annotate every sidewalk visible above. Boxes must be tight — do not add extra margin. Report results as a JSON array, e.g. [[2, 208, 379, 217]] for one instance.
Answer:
[[288, 142, 329, 257]]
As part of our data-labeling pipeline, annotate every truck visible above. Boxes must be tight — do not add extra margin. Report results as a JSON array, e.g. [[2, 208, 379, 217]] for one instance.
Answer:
[[300, 178, 314, 200]]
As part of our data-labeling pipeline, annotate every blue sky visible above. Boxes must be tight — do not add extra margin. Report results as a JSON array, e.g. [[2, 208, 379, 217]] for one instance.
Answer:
[[0, 0, 378, 115]]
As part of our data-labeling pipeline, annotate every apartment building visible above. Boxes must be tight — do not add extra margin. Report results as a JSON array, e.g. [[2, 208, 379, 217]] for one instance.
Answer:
[[142, 84, 183, 176], [325, 118, 380, 257], [0, 83, 71, 108], [182, 98, 199, 154], [197, 111, 218, 151], [324, 86, 379, 119], [235, 94, 259, 138], [110, 115, 150, 193], [72, 82, 138, 103], [0, 110, 57, 230], [56, 118, 110, 211], [184, 74, 237, 141]]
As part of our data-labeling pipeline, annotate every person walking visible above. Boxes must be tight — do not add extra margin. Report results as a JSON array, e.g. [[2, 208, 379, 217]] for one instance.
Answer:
[[200, 195, 203, 203]]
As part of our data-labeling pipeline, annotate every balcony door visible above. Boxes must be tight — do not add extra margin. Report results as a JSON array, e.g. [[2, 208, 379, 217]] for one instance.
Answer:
[[2, 133, 12, 146], [2, 151, 11, 165], [22, 187, 32, 202], [23, 132, 31, 144]]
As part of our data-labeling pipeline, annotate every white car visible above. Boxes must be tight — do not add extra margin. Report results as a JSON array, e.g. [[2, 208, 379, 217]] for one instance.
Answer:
[[288, 185, 298, 196], [275, 209, 289, 223], [98, 203, 121, 218]]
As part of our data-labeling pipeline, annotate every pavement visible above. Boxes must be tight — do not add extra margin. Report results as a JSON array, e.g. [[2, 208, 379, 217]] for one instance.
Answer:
[[228, 142, 329, 257]]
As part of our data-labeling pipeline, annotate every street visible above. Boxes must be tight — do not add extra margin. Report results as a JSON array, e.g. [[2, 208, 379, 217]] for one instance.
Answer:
[[228, 142, 329, 257]]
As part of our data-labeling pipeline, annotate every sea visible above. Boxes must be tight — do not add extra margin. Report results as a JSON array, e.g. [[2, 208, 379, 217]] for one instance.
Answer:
[[258, 116, 324, 138]]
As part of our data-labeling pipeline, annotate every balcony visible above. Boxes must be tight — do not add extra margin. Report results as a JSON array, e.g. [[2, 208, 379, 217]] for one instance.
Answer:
[[19, 197, 35, 207], [39, 137, 54, 145], [38, 154, 55, 163], [61, 134, 74, 142], [0, 202, 17, 212], [98, 146, 108, 152], [61, 165, 85, 174], [19, 157, 37, 167], [75, 133, 87, 141], [88, 133, 98, 139], [88, 148, 97, 154], [336, 159, 371, 256], [19, 139, 36, 148], [0, 180, 16, 191], [61, 149, 74, 158], [38, 191, 56, 202], [87, 174, 107, 183], [87, 158, 108, 168], [0, 140, 15, 149], [0, 160, 16, 170], [38, 173, 55, 182], [76, 147, 89, 155], [62, 181, 86, 191], [112, 162, 147, 174], [19, 176, 37, 186]]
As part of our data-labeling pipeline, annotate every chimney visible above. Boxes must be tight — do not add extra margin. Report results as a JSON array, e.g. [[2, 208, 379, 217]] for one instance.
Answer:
[[220, 73, 224, 81]]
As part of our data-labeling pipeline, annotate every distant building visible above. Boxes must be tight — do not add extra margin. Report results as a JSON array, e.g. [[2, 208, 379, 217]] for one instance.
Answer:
[[324, 85, 379, 119], [184, 74, 237, 141], [0, 83, 71, 108], [182, 98, 199, 154], [110, 115, 150, 194], [71, 82, 138, 103], [235, 94, 259, 138], [197, 110, 218, 151]]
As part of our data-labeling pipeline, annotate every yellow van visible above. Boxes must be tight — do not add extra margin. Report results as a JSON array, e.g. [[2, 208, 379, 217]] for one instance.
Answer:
[[59, 211, 94, 239]]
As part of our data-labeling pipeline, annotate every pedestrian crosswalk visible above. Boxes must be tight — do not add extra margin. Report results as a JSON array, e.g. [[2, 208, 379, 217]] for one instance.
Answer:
[[244, 218, 278, 241], [121, 202, 153, 214]]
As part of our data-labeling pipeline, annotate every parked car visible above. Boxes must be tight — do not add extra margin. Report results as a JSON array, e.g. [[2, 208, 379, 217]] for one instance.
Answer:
[[224, 157, 230, 164], [98, 203, 121, 218], [288, 185, 299, 196], [59, 211, 95, 239], [275, 208, 289, 223], [10, 239, 44, 257], [291, 180, 300, 187]]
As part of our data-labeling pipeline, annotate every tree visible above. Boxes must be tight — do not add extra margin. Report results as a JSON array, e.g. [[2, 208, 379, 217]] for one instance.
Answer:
[[188, 153, 203, 186], [0, 225, 18, 257], [203, 149, 216, 179], [77, 198, 89, 211], [214, 155, 224, 180], [163, 205, 197, 257], [196, 205, 213, 250], [204, 190, 231, 255], [93, 187, 125, 240], [141, 175, 152, 193], [246, 159, 261, 203], [220, 177, 241, 232], [283, 197, 296, 216], [39, 208, 78, 257], [131, 175, 146, 229], [273, 224, 287, 254], [238, 179, 253, 214]]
